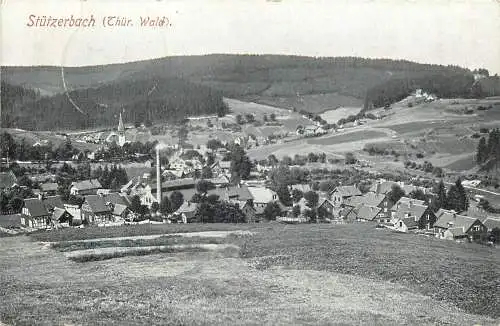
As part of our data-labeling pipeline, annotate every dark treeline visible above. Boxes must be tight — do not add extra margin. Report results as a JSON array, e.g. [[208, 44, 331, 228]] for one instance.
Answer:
[[477, 128, 500, 171], [1, 76, 229, 130], [363, 72, 478, 109]]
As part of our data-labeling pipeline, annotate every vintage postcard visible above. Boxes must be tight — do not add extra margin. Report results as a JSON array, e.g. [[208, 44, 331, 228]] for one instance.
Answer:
[[1, 0, 499, 325]]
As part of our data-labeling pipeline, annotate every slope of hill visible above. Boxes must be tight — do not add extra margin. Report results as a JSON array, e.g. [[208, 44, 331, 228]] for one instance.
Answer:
[[2, 54, 496, 130], [1, 77, 228, 130]]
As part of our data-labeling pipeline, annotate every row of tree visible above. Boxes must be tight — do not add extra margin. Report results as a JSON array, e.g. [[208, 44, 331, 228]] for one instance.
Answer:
[[1, 76, 229, 130], [476, 128, 500, 171], [363, 73, 479, 110]]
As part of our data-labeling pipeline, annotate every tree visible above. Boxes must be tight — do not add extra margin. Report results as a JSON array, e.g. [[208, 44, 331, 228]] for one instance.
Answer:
[[292, 189, 303, 202], [455, 178, 469, 212], [304, 191, 319, 209], [387, 184, 405, 204], [201, 166, 213, 179], [477, 136, 487, 164], [263, 114, 268, 122], [170, 191, 184, 212], [345, 152, 357, 164], [267, 154, 279, 166], [130, 195, 142, 213], [409, 189, 426, 202], [434, 180, 447, 211], [229, 145, 252, 180], [191, 193, 203, 203], [263, 202, 281, 220], [490, 227, 500, 243], [196, 180, 215, 194], [206, 139, 224, 150], [281, 155, 292, 166], [270, 113, 276, 121], [7, 197, 23, 212], [0, 132, 16, 160], [277, 184, 292, 206], [446, 179, 468, 213], [160, 196, 173, 215], [150, 202, 159, 213], [236, 114, 244, 125], [245, 114, 255, 123]]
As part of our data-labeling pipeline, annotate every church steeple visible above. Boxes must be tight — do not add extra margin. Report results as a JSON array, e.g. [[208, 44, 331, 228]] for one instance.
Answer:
[[118, 112, 125, 133]]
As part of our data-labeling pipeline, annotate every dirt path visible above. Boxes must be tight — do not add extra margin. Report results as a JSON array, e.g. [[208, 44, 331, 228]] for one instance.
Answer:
[[41, 230, 253, 245]]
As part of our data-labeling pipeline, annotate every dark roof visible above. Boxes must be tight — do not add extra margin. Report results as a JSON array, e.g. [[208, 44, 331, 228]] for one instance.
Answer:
[[483, 218, 500, 231], [103, 193, 129, 207], [71, 179, 102, 191], [434, 211, 479, 231], [393, 202, 428, 220], [43, 196, 65, 210], [227, 185, 253, 201], [52, 207, 67, 221], [84, 195, 111, 214], [339, 205, 354, 218], [0, 171, 17, 189], [355, 204, 382, 221], [112, 204, 128, 216], [346, 192, 386, 207], [398, 217, 419, 229], [318, 198, 334, 208], [369, 181, 398, 194], [23, 198, 49, 217], [331, 185, 362, 198], [40, 182, 58, 192]]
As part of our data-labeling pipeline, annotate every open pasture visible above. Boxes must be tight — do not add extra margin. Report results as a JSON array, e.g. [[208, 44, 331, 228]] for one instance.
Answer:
[[308, 130, 388, 145], [1, 223, 498, 325]]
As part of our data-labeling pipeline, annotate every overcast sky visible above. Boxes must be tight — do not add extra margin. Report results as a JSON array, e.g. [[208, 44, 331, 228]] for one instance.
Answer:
[[1, 0, 499, 73]]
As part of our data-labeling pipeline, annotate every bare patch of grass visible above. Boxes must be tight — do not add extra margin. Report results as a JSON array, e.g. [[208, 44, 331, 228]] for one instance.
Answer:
[[51, 235, 230, 252], [30, 223, 256, 242], [67, 244, 240, 263]]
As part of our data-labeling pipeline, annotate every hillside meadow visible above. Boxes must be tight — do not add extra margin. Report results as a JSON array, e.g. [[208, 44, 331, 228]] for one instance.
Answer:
[[0, 223, 499, 325]]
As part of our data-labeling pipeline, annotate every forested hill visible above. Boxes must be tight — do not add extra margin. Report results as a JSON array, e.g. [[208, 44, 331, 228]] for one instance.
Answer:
[[2, 55, 499, 130], [1, 77, 228, 130]]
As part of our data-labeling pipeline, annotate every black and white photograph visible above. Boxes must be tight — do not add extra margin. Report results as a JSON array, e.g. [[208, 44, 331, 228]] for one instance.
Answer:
[[1, 0, 499, 324]]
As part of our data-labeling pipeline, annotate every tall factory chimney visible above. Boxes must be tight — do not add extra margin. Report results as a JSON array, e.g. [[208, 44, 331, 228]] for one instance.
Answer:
[[156, 146, 161, 203]]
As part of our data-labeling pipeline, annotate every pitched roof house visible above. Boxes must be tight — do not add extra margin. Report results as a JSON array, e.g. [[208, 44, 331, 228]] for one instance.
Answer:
[[21, 198, 51, 229], [330, 185, 362, 206], [391, 200, 436, 230], [482, 217, 500, 232], [393, 217, 419, 233], [345, 204, 382, 222], [434, 210, 487, 241], [318, 198, 336, 219], [172, 201, 197, 223], [40, 182, 58, 195], [247, 187, 277, 208], [81, 195, 112, 225], [70, 179, 102, 196]]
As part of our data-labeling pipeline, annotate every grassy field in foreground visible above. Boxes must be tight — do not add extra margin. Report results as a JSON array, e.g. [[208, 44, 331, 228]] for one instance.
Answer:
[[1, 223, 498, 325], [234, 224, 500, 318]]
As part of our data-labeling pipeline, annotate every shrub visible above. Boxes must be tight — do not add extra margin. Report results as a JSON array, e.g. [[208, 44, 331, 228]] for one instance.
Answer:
[[416, 153, 424, 158]]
